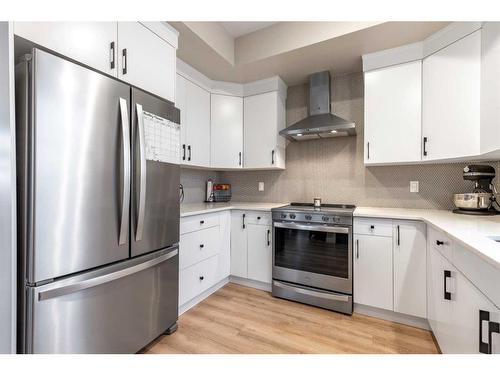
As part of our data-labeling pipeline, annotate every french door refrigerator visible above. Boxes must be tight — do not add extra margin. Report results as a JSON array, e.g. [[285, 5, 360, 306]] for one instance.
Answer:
[[16, 48, 180, 353]]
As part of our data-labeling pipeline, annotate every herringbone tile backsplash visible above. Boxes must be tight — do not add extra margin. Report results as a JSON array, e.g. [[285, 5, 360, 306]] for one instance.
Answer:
[[182, 73, 500, 210]]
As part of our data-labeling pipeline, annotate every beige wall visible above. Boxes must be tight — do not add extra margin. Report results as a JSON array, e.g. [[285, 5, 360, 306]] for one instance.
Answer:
[[215, 73, 500, 210]]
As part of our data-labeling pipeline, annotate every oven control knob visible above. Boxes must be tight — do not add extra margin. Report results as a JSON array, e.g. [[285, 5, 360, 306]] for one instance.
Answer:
[[280, 213, 287, 219], [322, 216, 329, 222], [289, 214, 296, 219], [305, 214, 312, 220]]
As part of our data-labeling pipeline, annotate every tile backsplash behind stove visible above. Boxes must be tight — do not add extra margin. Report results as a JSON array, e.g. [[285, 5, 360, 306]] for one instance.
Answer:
[[182, 73, 500, 210]]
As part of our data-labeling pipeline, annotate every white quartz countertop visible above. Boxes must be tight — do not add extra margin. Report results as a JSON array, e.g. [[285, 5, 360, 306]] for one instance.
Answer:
[[355, 207, 500, 270], [180, 202, 288, 217]]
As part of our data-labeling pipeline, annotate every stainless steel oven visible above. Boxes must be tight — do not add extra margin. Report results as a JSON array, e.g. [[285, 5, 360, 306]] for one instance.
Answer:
[[271, 203, 354, 314]]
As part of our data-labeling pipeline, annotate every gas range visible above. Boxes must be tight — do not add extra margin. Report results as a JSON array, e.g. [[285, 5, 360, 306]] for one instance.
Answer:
[[272, 202, 355, 226]]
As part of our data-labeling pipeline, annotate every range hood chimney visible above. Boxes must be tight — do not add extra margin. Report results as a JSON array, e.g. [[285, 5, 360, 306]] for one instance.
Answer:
[[279, 71, 356, 141]]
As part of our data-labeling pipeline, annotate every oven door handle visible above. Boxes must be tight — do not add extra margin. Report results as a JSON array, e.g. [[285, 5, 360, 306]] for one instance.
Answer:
[[273, 221, 349, 234]]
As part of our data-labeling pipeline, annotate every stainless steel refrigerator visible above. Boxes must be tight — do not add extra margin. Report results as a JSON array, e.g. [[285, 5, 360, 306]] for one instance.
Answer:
[[15, 48, 180, 353]]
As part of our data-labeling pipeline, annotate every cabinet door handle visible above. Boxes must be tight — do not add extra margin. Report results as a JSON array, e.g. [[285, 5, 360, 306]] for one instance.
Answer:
[[109, 41, 115, 69], [187, 145, 191, 161], [479, 310, 491, 354], [370, 225, 375, 230], [239, 152, 242, 166], [199, 276, 204, 281], [242, 213, 246, 229], [182, 144, 186, 161], [271, 149, 275, 165], [199, 244, 204, 249], [356, 239, 359, 259], [122, 48, 127, 75], [367, 142, 370, 160], [397, 225, 400, 246], [423, 137, 428, 157], [267, 229, 271, 246], [444, 270, 452, 300], [436, 240, 444, 246], [489, 321, 500, 354]]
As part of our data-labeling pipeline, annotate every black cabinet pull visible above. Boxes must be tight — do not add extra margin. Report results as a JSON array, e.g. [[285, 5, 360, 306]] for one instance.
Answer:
[[122, 48, 127, 75], [356, 239, 359, 259], [370, 225, 375, 229], [187, 145, 191, 161], [109, 42, 115, 69], [367, 142, 370, 159], [489, 320, 500, 354], [239, 152, 242, 166], [199, 244, 204, 248], [242, 213, 246, 229], [182, 144, 186, 161], [199, 276, 204, 281], [271, 149, 275, 165], [444, 270, 451, 300], [257, 216, 261, 220], [267, 229, 270, 246], [397, 225, 400, 246], [200, 220, 204, 224], [423, 137, 428, 156], [436, 240, 444, 246], [480, 310, 490, 354]]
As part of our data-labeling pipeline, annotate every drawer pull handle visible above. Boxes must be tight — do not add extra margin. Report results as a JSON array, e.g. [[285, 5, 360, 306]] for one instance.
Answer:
[[200, 220, 205, 224], [436, 240, 444, 246], [199, 276, 204, 281], [444, 270, 452, 300], [257, 216, 261, 220], [199, 244, 204, 248], [370, 225, 375, 229]]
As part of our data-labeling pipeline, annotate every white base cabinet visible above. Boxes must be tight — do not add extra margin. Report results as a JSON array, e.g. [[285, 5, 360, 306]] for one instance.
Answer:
[[230, 210, 272, 284]]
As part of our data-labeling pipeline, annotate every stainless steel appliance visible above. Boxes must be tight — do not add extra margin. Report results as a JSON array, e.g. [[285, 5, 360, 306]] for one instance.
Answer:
[[16, 48, 180, 353], [279, 71, 356, 141], [271, 203, 355, 314], [453, 165, 499, 215]]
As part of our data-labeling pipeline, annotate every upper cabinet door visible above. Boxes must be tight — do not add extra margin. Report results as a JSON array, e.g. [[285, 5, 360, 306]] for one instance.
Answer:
[[185, 79, 211, 167], [14, 22, 118, 76], [422, 30, 481, 160], [176, 74, 188, 163], [117, 22, 176, 102], [211, 94, 243, 169], [244, 91, 284, 169], [364, 61, 422, 164]]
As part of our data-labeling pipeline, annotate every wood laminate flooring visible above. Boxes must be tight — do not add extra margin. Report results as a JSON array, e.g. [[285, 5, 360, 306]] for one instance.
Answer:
[[143, 283, 439, 354]]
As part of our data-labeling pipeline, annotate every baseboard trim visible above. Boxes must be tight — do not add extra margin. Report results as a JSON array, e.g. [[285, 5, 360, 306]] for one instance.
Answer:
[[179, 277, 230, 315], [229, 276, 271, 292], [354, 303, 430, 331]]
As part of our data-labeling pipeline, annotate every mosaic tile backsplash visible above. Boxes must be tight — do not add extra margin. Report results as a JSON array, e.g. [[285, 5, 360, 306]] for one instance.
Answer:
[[182, 73, 500, 210]]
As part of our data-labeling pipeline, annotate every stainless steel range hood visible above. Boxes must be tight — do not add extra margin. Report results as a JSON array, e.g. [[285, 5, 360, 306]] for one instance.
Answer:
[[280, 71, 356, 141]]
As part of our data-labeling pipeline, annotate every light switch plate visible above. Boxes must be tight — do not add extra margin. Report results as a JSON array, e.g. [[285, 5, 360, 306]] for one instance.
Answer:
[[410, 181, 419, 193], [258, 182, 264, 191]]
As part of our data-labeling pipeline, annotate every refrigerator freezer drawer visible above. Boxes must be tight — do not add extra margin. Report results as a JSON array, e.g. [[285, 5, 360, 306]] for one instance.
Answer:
[[25, 247, 178, 353]]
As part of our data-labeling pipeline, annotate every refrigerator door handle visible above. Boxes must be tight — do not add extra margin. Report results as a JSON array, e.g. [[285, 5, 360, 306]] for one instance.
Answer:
[[135, 103, 147, 241], [118, 97, 131, 245], [38, 249, 178, 301]]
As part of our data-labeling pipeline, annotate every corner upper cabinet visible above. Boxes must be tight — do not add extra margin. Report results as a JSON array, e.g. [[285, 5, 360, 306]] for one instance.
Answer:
[[422, 30, 481, 161], [14, 22, 118, 75], [176, 74, 211, 168], [211, 94, 243, 169], [364, 61, 422, 165], [117, 22, 177, 102], [244, 91, 286, 169]]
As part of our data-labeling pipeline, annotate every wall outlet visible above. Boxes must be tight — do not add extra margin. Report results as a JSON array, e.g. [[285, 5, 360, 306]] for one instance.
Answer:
[[258, 182, 265, 191], [410, 181, 419, 193]]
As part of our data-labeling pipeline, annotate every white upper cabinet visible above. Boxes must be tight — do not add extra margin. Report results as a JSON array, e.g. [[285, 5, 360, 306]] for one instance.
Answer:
[[14, 22, 118, 75], [481, 22, 500, 157], [211, 94, 243, 169], [364, 61, 422, 164], [244, 91, 286, 169], [393, 220, 427, 318], [117, 22, 176, 102], [422, 30, 481, 161]]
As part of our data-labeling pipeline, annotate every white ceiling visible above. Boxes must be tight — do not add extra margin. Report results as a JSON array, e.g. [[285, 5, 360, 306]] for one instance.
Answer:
[[220, 22, 277, 38]]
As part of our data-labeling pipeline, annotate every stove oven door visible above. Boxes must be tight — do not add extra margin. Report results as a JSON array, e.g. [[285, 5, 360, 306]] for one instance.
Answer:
[[272, 222, 352, 294]]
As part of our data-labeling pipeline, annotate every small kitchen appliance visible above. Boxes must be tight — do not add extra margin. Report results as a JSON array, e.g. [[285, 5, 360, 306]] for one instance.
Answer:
[[271, 202, 355, 314], [453, 165, 499, 215], [205, 179, 214, 202]]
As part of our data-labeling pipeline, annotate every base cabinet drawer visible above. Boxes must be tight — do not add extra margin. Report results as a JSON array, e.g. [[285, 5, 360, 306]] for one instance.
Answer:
[[354, 218, 393, 237], [245, 212, 272, 226], [179, 226, 220, 270], [180, 213, 220, 235], [179, 255, 219, 306], [428, 225, 453, 261]]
